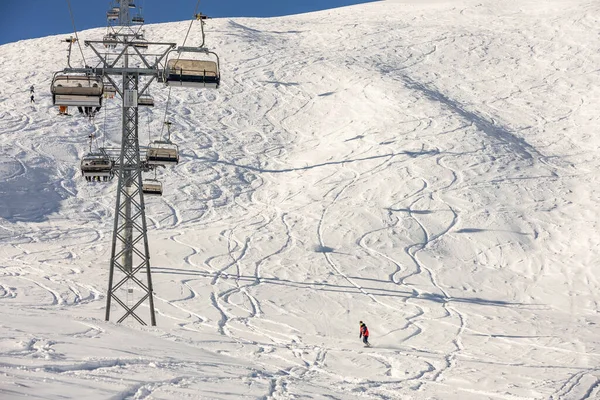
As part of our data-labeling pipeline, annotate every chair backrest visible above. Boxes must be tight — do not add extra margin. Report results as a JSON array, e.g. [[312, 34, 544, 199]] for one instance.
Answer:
[[167, 59, 218, 76], [143, 182, 163, 194], [53, 76, 103, 96], [148, 147, 177, 157]]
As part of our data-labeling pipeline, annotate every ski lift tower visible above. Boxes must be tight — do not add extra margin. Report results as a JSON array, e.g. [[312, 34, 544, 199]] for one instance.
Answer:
[[58, 0, 177, 325], [102, 0, 175, 325]]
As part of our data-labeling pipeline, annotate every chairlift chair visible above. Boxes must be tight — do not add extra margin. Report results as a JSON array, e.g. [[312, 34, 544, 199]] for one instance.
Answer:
[[51, 73, 104, 107], [104, 82, 116, 99], [146, 141, 179, 165], [107, 7, 119, 21], [132, 15, 145, 24], [103, 35, 117, 49], [164, 47, 220, 89], [142, 179, 163, 196], [80, 153, 113, 181], [133, 40, 148, 50], [138, 93, 154, 107]]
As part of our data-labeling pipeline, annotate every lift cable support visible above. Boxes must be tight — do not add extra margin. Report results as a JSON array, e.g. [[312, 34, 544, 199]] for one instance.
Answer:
[[62, 37, 78, 68], [53, 0, 219, 326], [103, 38, 175, 324], [66, 0, 87, 65], [53, 0, 180, 326]]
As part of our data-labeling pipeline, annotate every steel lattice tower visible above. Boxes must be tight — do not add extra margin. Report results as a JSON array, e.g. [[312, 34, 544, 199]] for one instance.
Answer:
[[105, 71, 155, 325], [102, 0, 172, 325], [56, 0, 216, 325], [61, 0, 176, 325]]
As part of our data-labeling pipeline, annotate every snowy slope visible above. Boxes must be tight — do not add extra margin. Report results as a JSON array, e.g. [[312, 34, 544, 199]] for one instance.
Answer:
[[1, 0, 600, 398]]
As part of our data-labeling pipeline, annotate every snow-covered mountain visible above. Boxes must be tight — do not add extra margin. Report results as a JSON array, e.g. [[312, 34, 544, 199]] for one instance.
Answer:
[[1, 0, 600, 398]]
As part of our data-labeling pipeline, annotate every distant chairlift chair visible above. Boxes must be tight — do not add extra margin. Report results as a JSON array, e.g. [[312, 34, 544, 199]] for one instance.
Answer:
[[134, 41, 148, 50], [81, 153, 114, 182], [137, 93, 154, 107], [142, 168, 163, 196], [104, 82, 117, 99], [147, 121, 178, 165], [146, 142, 179, 165], [107, 8, 119, 21], [103, 34, 117, 49], [142, 179, 163, 196]]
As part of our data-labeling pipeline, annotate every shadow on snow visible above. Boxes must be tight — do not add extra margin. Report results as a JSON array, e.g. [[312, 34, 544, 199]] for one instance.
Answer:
[[154, 267, 537, 309], [200, 148, 440, 174], [0, 166, 69, 223]]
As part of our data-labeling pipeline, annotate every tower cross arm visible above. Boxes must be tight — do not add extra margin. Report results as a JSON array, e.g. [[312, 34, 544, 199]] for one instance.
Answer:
[[64, 67, 162, 77], [83, 41, 176, 71], [85, 40, 177, 47]]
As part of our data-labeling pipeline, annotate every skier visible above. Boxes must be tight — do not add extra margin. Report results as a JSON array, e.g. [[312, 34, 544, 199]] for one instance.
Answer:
[[30, 85, 34, 94], [30, 94, 35, 103], [359, 321, 370, 347]]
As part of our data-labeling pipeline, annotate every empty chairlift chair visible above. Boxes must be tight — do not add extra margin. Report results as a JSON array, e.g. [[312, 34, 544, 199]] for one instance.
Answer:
[[134, 41, 148, 50], [132, 15, 145, 25], [142, 179, 163, 196], [137, 93, 154, 106], [164, 47, 220, 89], [51, 74, 104, 108], [146, 141, 179, 166], [81, 153, 113, 181], [107, 7, 119, 21]]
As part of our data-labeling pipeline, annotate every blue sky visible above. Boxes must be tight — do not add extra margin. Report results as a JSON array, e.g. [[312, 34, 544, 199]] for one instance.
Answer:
[[2, 0, 378, 45]]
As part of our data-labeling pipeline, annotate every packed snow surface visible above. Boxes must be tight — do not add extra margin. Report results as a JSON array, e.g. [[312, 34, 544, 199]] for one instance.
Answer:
[[1, 0, 600, 398]]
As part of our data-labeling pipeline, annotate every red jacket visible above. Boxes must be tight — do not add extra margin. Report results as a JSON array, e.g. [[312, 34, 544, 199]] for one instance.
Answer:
[[360, 324, 369, 337]]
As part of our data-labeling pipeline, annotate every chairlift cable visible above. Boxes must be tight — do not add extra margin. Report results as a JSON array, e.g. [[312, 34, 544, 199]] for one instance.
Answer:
[[65, 0, 87, 66], [160, 87, 172, 138], [94, 131, 100, 152], [103, 99, 108, 149], [89, 124, 99, 153], [183, 0, 203, 47], [147, 105, 152, 145], [92, 117, 102, 151]]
